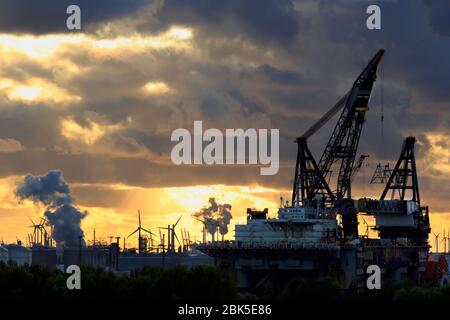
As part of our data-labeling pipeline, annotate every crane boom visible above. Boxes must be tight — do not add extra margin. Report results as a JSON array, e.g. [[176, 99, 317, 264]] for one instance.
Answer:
[[312, 49, 384, 201], [292, 49, 384, 208], [301, 93, 349, 140]]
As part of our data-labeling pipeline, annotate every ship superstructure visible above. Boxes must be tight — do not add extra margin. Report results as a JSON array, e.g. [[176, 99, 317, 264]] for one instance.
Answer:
[[235, 207, 337, 246]]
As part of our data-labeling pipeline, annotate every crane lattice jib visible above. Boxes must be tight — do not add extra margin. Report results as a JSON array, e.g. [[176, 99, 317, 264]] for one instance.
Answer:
[[380, 136, 420, 204], [310, 49, 384, 202]]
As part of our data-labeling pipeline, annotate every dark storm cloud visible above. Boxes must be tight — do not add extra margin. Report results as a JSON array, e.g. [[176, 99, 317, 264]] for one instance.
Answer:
[[0, 0, 147, 34], [257, 65, 304, 85], [370, 0, 450, 110], [278, 0, 450, 115], [0, 149, 291, 190], [199, 90, 228, 118], [0, 104, 65, 150], [145, 0, 299, 45], [424, 0, 450, 37], [72, 185, 128, 208]]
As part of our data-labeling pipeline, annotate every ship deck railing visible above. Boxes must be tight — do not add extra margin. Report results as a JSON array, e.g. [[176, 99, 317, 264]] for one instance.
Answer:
[[198, 240, 338, 251]]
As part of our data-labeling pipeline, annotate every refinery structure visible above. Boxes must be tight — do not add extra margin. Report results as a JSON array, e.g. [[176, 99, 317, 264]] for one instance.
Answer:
[[1, 49, 449, 290]]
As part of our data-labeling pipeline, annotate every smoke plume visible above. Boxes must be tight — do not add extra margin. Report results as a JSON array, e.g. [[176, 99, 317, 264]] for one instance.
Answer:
[[193, 198, 232, 237], [15, 170, 87, 247]]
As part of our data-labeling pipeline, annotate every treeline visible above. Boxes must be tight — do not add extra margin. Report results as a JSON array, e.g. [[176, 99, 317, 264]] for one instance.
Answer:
[[0, 262, 236, 300], [1, 262, 450, 300], [266, 278, 450, 300]]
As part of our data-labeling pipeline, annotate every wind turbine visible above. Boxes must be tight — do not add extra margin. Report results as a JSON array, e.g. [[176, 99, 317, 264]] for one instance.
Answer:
[[28, 216, 48, 247], [442, 229, 447, 254], [39, 217, 49, 246], [172, 215, 182, 252], [447, 230, 450, 254], [158, 228, 165, 253], [28, 217, 39, 246], [127, 210, 155, 254], [433, 232, 440, 253], [159, 224, 170, 252]]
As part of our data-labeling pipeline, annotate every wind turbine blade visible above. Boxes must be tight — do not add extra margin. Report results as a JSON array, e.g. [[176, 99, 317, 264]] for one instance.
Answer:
[[174, 232, 181, 246], [127, 228, 139, 238], [141, 228, 151, 234], [29, 217, 36, 226], [138, 210, 141, 228], [174, 215, 182, 227]]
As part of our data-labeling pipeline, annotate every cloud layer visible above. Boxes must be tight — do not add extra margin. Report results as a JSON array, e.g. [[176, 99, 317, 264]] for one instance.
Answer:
[[0, 0, 448, 218]]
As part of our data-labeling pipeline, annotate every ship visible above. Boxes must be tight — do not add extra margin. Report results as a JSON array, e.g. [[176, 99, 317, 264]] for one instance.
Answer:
[[198, 49, 431, 290]]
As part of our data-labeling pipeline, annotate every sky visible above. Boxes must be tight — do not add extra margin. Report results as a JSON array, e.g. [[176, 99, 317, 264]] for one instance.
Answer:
[[0, 0, 448, 249]]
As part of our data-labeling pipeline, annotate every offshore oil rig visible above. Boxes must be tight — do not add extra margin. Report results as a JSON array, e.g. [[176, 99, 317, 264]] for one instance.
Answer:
[[199, 49, 433, 289]]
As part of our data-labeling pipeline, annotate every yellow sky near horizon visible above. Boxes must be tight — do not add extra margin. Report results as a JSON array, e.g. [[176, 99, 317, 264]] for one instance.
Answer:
[[0, 174, 449, 251], [0, 176, 283, 246]]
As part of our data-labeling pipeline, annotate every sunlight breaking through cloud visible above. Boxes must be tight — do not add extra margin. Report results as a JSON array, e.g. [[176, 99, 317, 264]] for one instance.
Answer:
[[0, 77, 81, 104]]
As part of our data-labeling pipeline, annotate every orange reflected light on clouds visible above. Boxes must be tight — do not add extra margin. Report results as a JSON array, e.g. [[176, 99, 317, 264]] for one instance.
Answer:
[[0, 26, 194, 62], [421, 133, 450, 175], [143, 81, 171, 95], [0, 77, 81, 104]]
